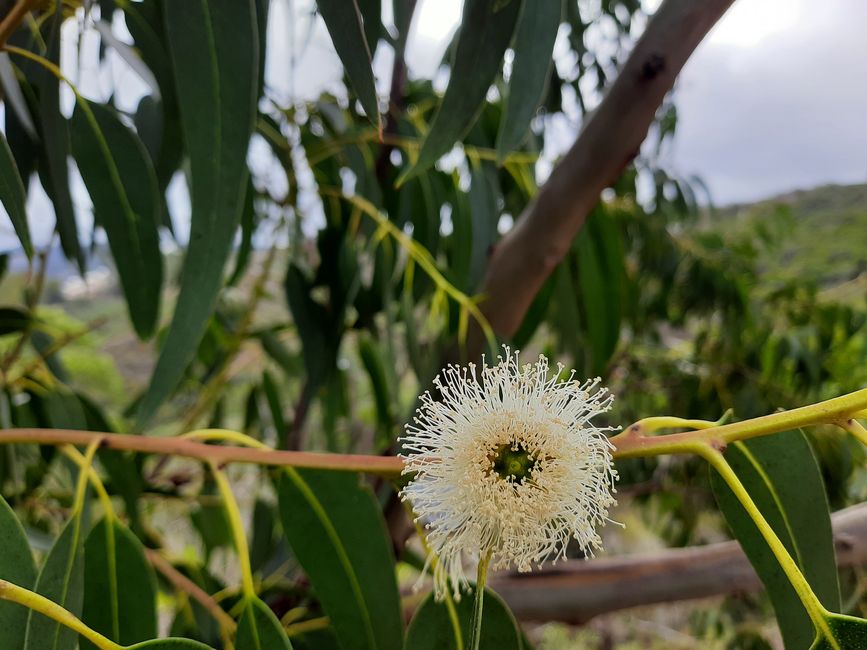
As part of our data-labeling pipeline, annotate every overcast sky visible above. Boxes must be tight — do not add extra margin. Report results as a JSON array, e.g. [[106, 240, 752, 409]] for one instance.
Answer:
[[2, 0, 865, 250], [670, 0, 867, 204], [266, 0, 867, 206]]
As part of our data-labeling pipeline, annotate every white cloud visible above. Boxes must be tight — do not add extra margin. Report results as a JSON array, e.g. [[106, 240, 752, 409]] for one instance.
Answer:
[[671, 0, 867, 204]]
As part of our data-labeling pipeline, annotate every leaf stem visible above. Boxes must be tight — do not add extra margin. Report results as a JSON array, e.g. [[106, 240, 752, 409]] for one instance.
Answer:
[[61, 445, 115, 521], [839, 418, 867, 447], [208, 461, 256, 599], [611, 386, 867, 459], [468, 550, 492, 650], [0, 579, 122, 650], [73, 437, 103, 516], [697, 444, 834, 640]]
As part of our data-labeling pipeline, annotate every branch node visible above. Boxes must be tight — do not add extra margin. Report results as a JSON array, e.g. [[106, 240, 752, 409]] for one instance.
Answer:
[[639, 53, 666, 81]]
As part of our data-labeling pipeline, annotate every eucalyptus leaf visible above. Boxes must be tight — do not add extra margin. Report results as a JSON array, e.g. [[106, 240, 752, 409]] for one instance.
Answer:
[[0, 494, 37, 650], [129, 640, 215, 650], [137, 0, 259, 424], [235, 597, 294, 650], [400, 0, 523, 182], [495, 0, 562, 161], [315, 0, 380, 127], [35, 6, 84, 272], [69, 102, 163, 340], [80, 517, 157, 649], [0, 108, 33, 258], [277, 468, 403, 650], [809, 613, 867, 649], [404, 589, 523, 650], [93, 20, 161, 97], [24, 511, 86, 650], [711, 431, 840, 649]]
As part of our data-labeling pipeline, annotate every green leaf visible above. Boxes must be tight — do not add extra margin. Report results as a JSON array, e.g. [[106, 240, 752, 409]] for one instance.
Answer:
[[467, 160, 500, 290], [24, 511, 86, 650], [711, 431, 841, 650], [400, 0, 523, 182], [575, 208, 624, 375], [358, 333, 394, 446], [0, 306, 31, 336], [80, 518, 157, 649], [277, 468, 402, 650], [70, 102, 163, 339], [261, 371, 287, 436], [250, 499, 277, 574], [404, 589, 523, 649], [495, 0, 562, 162], [36, 6, 84, 273], [129, 640, 214, 650], [810, 613, 867, 649], [316, 0, 380, 127], [228, 180, 256, 286], [355, 0, 382, 57], [137, 0, 259, 425], [235, 597, 294, 650], [285, 264, 334, 390], [0, 129, 33, 257], [0, 494, 37, 650]]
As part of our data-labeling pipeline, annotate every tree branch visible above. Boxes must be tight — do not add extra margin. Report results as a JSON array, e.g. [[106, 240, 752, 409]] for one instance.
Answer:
[[472, 0, 735, 350], [145, 549, 237, 634], [0, 0, 38, 48], [0, 428, 404, 476], [492, 502, 867, 624]]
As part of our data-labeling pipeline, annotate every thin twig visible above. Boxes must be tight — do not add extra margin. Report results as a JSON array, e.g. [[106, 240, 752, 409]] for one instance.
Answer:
[[145, 548, 237, 634]]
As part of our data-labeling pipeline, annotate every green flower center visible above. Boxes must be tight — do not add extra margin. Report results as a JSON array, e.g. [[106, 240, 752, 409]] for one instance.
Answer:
[[490, 443, 538, 483]]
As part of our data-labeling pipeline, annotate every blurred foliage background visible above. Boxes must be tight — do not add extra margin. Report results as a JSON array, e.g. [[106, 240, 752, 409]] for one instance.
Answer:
[[1, 0, 867, 647]]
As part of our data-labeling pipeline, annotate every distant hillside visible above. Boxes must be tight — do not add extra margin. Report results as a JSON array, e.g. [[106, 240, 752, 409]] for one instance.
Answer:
[[712, 182, 867, 298]]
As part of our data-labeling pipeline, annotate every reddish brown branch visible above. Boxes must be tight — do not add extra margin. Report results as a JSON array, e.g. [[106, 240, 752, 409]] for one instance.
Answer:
[[0, 428, 404, 476], [0, 0, 38, 47], [471, 0, 735, 351], [493, 502, 867, 623]]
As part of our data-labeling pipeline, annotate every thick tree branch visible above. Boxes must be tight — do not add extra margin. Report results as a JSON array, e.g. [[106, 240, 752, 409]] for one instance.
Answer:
[[473, 0, 735, 349], [493, 502, 867, 624]]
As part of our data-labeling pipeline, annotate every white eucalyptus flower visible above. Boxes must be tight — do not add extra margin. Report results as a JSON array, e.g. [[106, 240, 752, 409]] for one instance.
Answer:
[[399, 348, 618, 599]]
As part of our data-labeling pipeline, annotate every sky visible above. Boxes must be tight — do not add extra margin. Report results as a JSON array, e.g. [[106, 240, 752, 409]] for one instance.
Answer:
[[2, 0, 866, 250], [265, 0, 867, 206]]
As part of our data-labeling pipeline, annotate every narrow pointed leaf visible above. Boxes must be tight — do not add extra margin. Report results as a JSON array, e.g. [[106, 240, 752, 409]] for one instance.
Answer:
[[24, 512, 86, 650], [809, 613, 867, 649], [137, 0, 259, 424], [235, 597, 294, 650], [316, 0, 380, 127], [129, 641, 214, 650], [36, 7, 84, 272], [277, 468, 402, 650], [0, 495, 37, 650], [0, 53, 36, 140], [0, 129, 31, 253], [711, 431, 841, 650], [355, 0, 382, 56], [80, 518, 157, 649], [404, 589, 522, 649], [400, 0, 523, 182], [70, 102, 163, 339], [495, 0, 562, 161], [575, 209, 624, 375]]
